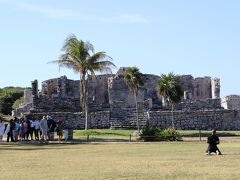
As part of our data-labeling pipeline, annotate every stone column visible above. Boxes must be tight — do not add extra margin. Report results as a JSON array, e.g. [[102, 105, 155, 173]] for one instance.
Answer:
[[23, 88, 33, 105], [31, 80, 38, 97], [162, 96, 167, 107], [58, 76, 68, 98], [184, 91, 187, 100], [211, 78, 220, 99]]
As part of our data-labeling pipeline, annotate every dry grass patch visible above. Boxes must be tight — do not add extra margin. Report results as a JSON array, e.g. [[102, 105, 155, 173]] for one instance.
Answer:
[[0, 142, 240, 179]]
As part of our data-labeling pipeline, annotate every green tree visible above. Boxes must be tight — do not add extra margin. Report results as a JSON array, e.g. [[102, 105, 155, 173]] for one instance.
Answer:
[[124, 67, 144, 133], [12, 96, 24, 110], [0, 87, 24, 115], [156, 73, 183, 129], [50, 34, 115, 130]]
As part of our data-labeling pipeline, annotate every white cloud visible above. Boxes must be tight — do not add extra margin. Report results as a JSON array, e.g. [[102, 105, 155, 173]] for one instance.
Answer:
[[16, 2, 78, 19], [119, 14, 147, 23], [0, 0, 147, 24]]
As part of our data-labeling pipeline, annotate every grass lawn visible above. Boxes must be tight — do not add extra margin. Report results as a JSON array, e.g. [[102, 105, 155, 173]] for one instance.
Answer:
[[1, 141, 240, 180], [72, 129, 240, 142], [178, 130, 240, 136], [73, 129, 135, 141]]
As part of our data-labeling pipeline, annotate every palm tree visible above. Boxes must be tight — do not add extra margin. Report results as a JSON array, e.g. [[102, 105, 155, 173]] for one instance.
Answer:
[[50, 34, 115, 130], [156, 72, 183, 129], [124, 67, 144, 134]]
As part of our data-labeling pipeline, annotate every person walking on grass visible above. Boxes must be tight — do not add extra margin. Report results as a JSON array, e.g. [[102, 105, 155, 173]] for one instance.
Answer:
[[205, 129, 222, 155]]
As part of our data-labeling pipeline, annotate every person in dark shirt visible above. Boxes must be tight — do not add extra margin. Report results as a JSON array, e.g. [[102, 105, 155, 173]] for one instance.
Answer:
[[47, 115, 56, 141], [6, 119, 15, 142], [205, 130, 222, 155]]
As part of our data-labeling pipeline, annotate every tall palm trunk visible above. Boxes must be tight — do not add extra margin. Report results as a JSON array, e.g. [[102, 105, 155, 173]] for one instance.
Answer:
[[134, 90, 140, 133], [85, 80, 89, 130], [81, 74, 89, 130], [171, 103, 175, 129], [80, 74, 84, 112]]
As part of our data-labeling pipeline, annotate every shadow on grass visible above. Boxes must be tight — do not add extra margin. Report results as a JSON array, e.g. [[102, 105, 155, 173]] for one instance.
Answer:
[[0, 141, 84, 151], [0, 139, 135, 151], [74, 131, 131, 137], [216, 153, 240, 156], [79, 137, 132, 142], [183, 133, 239, 137]]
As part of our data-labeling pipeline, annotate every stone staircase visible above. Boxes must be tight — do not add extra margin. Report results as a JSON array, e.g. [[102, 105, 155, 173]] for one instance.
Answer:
[[110, 108, 149, 129]]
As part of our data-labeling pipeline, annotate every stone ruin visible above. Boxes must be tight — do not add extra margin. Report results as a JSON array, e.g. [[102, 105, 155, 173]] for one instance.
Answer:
[[13, 67, 240, 130]]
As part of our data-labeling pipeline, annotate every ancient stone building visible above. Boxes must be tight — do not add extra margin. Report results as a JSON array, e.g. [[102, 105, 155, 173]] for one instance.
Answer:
[[13, 67, 240, 130], [221, 95, 240, 110]]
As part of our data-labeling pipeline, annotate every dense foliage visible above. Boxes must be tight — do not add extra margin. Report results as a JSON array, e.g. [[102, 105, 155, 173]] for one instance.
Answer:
[[0, 113, 6, 121], [139, 123, 182, 141], [12, 96, 24, 110], [0, 87, 24, 115]]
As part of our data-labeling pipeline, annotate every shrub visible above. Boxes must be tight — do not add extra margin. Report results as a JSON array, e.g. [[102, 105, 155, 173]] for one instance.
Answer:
[[139, 123, 182, 141], [161, 128, 182, 141], [139, 123, 161, 141]]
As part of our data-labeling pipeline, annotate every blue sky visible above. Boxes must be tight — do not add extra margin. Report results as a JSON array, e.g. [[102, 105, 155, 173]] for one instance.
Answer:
[[0, 0, 239, 97]]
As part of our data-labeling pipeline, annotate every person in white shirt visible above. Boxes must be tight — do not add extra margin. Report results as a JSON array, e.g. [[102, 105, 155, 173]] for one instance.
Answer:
[[0, 120, 5, 141], [40, 116, 48, 142]]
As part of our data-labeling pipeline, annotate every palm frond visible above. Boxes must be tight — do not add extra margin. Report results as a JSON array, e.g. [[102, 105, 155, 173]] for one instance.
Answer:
[[157, 73, 183, 104], [51, 34, 116, 81], [84, 41, 94, 53], [124, 67, 144, 92]]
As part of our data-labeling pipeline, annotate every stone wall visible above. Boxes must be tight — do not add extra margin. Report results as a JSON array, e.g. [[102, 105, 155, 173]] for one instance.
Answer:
[[33, 76, 81, 112], [178, 75, 220, 100], [16, 68, 223, 116], [193, 77, 212, 100], [41, 76, 80, 99], [88, 74, 112, 111], [26, 111, 110, 129], [221, 95, 240, 110], [35, 75, 114, 112], [148, 110, 239, 130], [25, 109, 240, 130], [32, 96, 81, 112], [13, 67, 233, 131], [108, 68, 162, 109], [175, 99, 222, 110]]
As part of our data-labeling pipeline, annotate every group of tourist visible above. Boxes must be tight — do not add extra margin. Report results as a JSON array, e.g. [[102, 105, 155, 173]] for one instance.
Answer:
[[0, 115, 223, 155], [0, 115, 66, 143]]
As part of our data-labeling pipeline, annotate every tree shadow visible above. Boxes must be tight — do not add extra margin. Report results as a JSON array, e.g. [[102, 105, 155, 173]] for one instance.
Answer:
[[0, 141, 83, 151]]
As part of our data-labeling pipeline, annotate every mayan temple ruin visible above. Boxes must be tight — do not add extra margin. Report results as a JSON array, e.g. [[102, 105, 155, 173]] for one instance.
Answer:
[[13, 67, 240, 130]]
